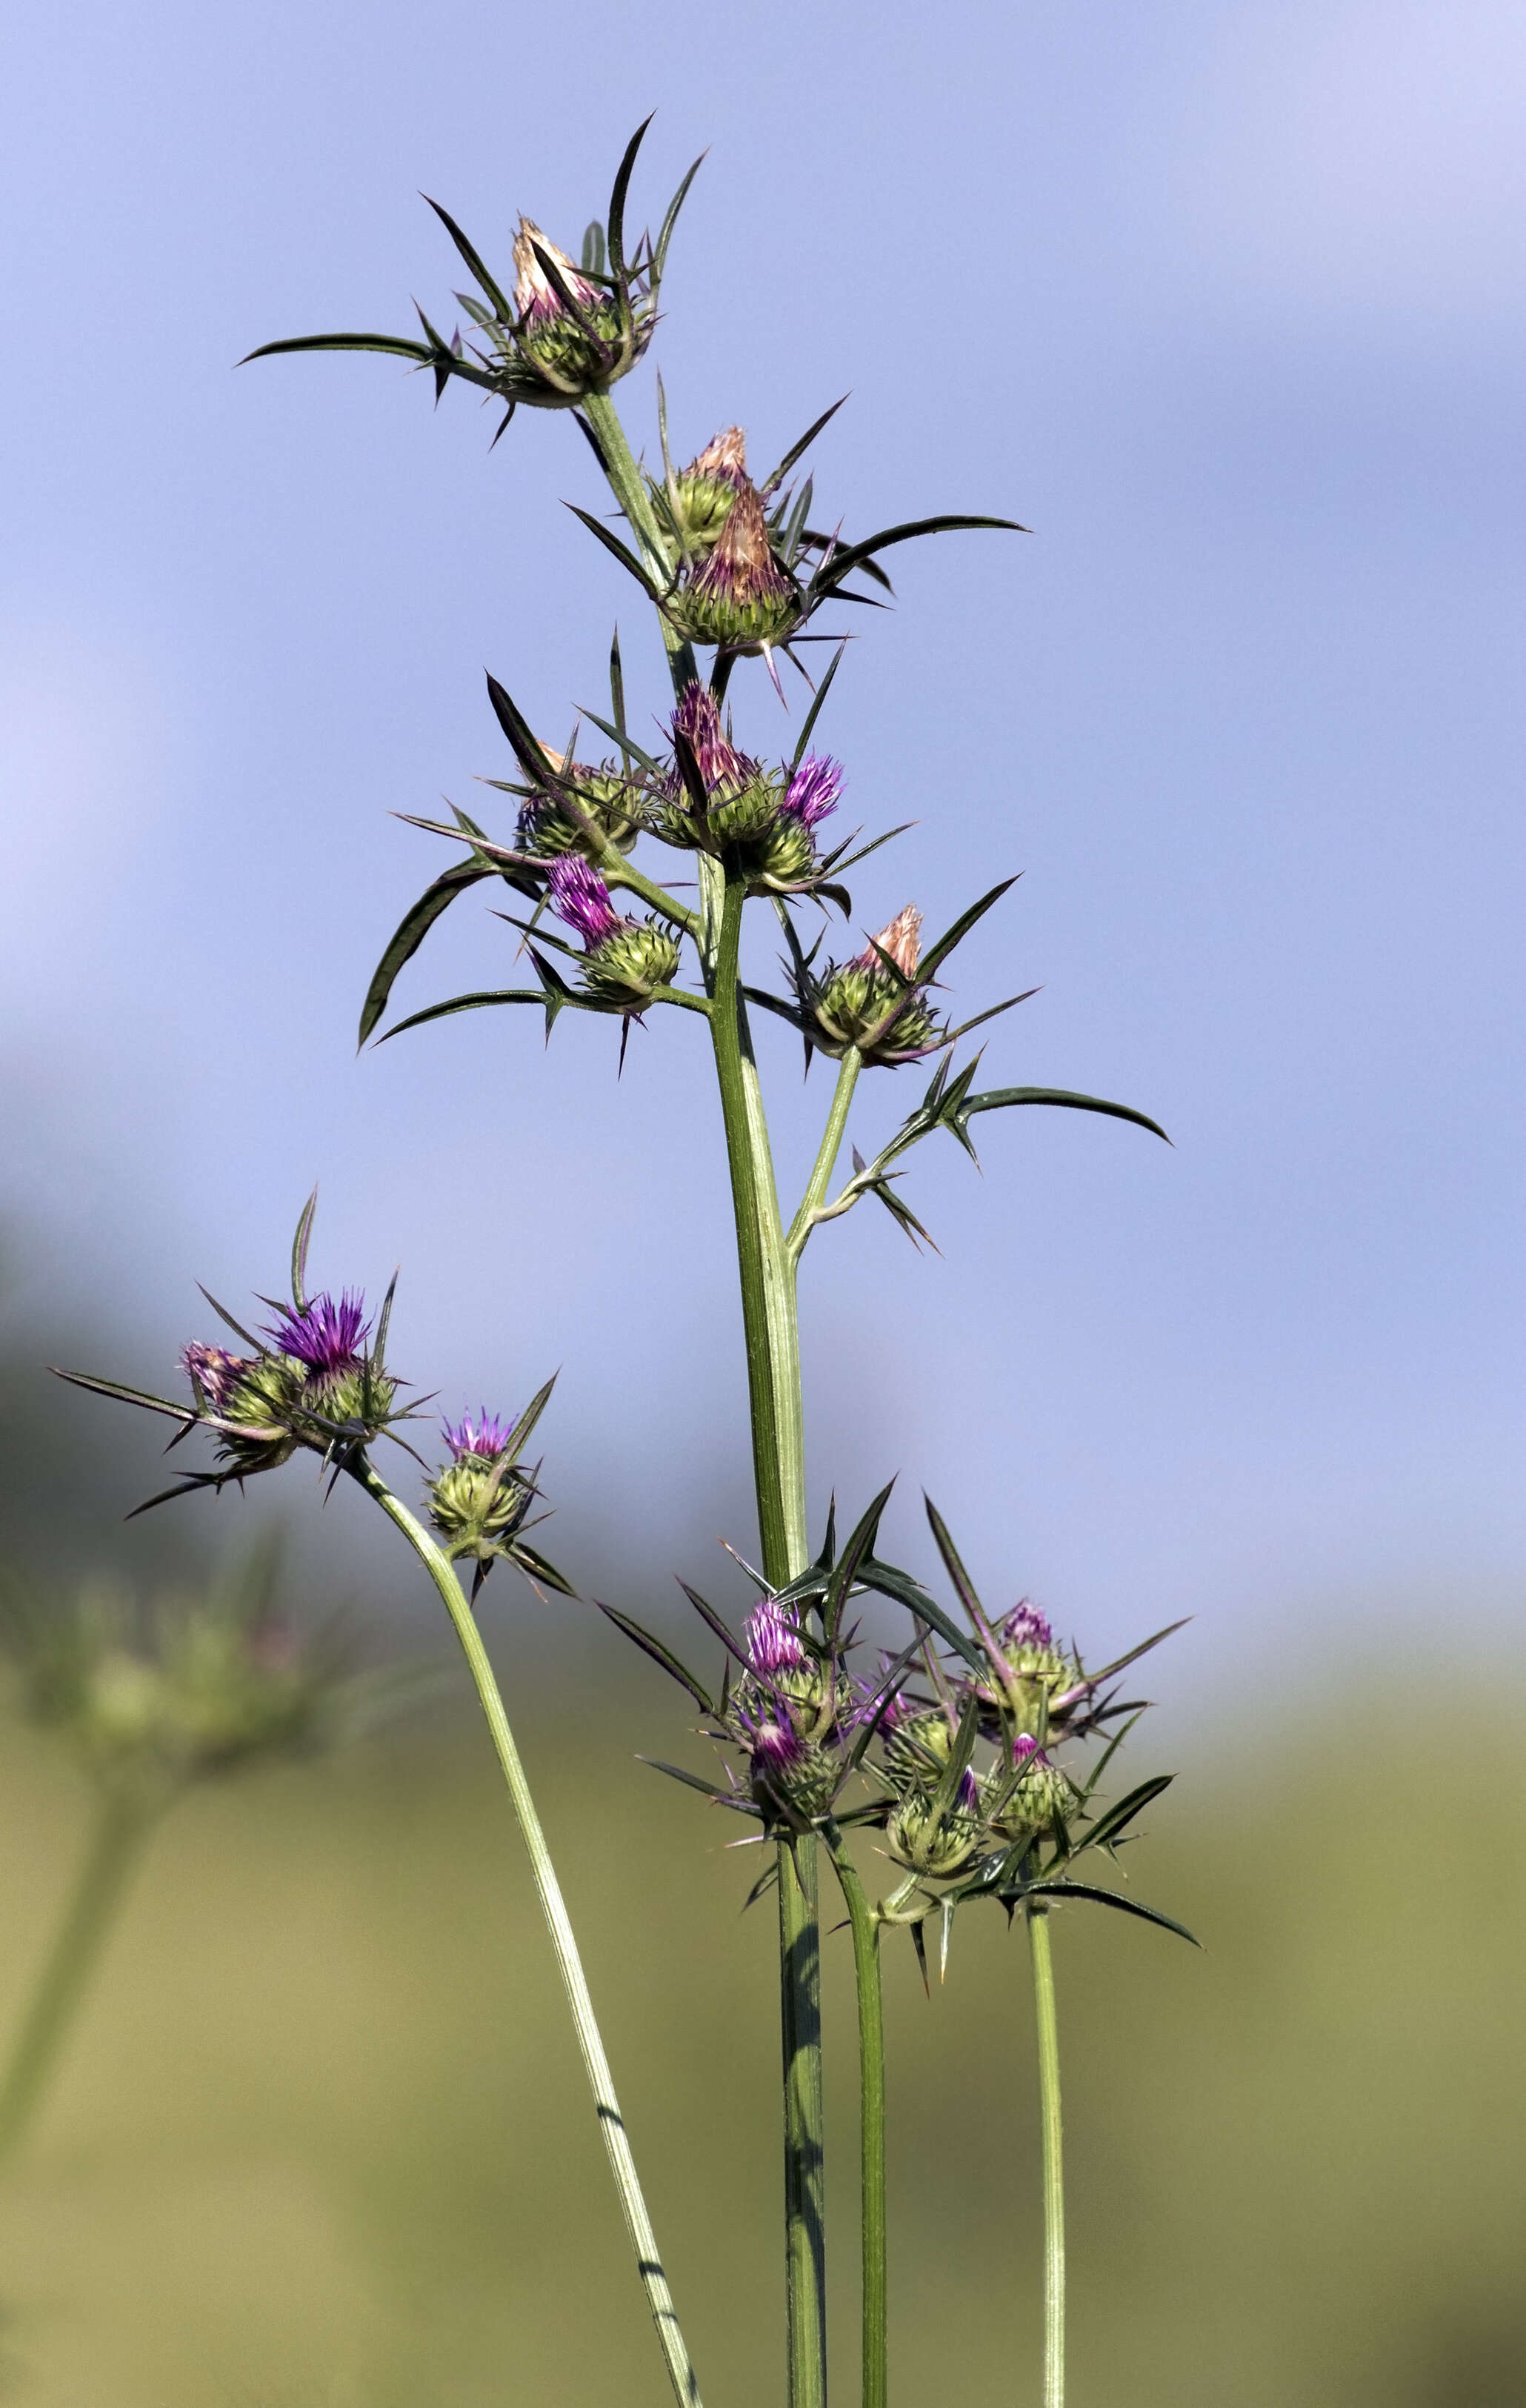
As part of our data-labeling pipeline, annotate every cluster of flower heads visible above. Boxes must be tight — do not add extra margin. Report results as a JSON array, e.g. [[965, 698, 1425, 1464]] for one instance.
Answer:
[[56, 1205, 574, 1600], [606, 1497, 1183, 1950]]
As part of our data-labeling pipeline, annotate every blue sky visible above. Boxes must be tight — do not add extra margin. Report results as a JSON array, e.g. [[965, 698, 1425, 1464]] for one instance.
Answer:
[[3, 1, 1523, 1694]]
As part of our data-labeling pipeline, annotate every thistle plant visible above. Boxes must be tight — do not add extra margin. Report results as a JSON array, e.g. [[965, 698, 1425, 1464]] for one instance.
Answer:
[[62, 120, 1198, 2408], [0, 1539, 406, 2164]]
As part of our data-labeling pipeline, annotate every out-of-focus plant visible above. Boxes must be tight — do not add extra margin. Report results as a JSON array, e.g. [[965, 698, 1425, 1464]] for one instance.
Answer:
[[0, 1539, 412, 2165], [60, 119, 1196, 2408]]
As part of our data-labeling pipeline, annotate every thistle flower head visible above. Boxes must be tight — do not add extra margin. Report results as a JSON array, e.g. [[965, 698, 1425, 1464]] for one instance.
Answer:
[[669, 682, 750, 796], [738, 1701, 841, 1828], [264, 1291, 370, 1379], [744, 1597, 807, 1677], [545, 857, 681, 1008], [442, 1408, 515, 1464], [181, 1342, 252, 1414], [512, 219, 600, 325], [860, 904, 922, 980], [781, 755, 843, 831], [665, 478, 802, 653], [808, 902, 944, 1067], [655, 425, 751, 558], [1000, 1602, 1054, 1654], [547, 857, 622, 949], [516, 745, 644, 861]]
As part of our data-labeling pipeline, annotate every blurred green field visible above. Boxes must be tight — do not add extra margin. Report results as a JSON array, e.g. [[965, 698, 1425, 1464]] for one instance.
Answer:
[[0, 1646, 1521, 2408]]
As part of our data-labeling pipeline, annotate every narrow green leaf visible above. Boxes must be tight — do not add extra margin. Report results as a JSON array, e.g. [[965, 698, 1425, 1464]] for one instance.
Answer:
[[762, 397, 850, 496], [651, 152, 707, 287], [963, 1086, 1171, 1145], [290, 1188, 319, 1310], [816, 513, 1027, 587], [50, 1368, 193, 1423], [606, 117, 653, 284], [240, 332, 435, 367], [359, 864, 490, 1047], [636, 1757, 754, 1812], [376, 986, 554, 1043], [595, 1603, 714, 1713], [1076, 1775, 1175, 1855], [915, 879, 1019, 986], [511, 1541, 577, 1598], [1022, 1880, 1201, 1946], [564, 503, 662, 598], [790, 640, 847, 771], [421, 195, 513, 320]]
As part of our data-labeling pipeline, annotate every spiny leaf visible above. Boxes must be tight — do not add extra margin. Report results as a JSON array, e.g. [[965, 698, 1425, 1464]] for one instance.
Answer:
[[962, 1086, 1171, 1145], [605, 115, 654, 284], [290, 1188, 318, 1311], [762, 397, 849, 496], [564, 502, 663, 598], [815, 513, 1027, 588], [1076, 1774, 1175, 1855], [376, 986, 554, 1043]]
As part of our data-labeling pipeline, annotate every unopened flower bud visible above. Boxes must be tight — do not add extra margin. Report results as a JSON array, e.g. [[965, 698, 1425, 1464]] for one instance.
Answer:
[[656, 425, 750, 557], [882, 1702, 955, 1789], [665, 479, 801, 653], [885, 1767, 984, 1878], [505, 219, 647, 403], [810, 906, 943, 1066], [971, 1601, 1081, 1740], [985, 1735, 1081, 1843], [427, 1411, 533, 1563], [747, 1716, 841, 1828], [516, 747, 644, 859]]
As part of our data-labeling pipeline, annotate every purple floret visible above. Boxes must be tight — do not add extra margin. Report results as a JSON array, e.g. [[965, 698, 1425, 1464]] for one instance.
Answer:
[[547, 856, 622, 949], [669, 682, 751, 796], [781, 754, 843, 830], [999, 1601, 1054, 1653], [265, 1291, 370, 1376], [744, 1597, 806, 1677], [443, 1408, 515, 1463]]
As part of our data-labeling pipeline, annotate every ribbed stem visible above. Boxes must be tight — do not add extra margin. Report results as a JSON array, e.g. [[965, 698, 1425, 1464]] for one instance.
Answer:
[[355, 1463, 703, 2408], [1027, 1904, 1064, 2408], [825, 1826, 886, 2408], [0, 1789, 156, 2165]]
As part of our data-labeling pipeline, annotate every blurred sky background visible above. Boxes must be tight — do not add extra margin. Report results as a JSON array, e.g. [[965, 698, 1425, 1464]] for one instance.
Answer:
[[2, 0, 1524, 1691]]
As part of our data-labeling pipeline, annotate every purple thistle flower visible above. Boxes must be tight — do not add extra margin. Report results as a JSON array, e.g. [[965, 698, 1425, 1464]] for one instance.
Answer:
[[747, 1714, 807, 1774], [547, 857, 622, 949], [265, 1291, 370, 1376], [955, 1766, 982, 1813], [781, 754, 842, 831], [1010, 1732, 1046, 1767], [181, 1341, 252, 1414], [669, 682, 751, 795], [999, 1601, 1055, 1652], [443, 1408, 514, 1463], [744, 1598, 806, 1677]]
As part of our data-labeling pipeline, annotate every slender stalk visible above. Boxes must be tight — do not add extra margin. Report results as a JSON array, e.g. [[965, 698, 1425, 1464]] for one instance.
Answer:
[[591, 391, 825, 2408], [0, 1789, 156, 2165], [708, 870, 807, 1583], [824, 1825, 886, 2408], [1027, 1903, 1064, 2408], [579, 390, 699, 699], [787, 1048, 862, 1260], [354, 1462, 704, 2408]]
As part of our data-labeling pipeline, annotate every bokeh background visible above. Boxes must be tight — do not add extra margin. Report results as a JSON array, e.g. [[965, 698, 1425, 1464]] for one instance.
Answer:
[[1, 1, 1524, 2401]]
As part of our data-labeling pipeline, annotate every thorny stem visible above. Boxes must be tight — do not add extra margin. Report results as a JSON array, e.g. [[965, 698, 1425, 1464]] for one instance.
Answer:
[[1027, 1903, 1065, 2408], [354, 1461, 704, 2408], [825, 1824, 887, 2408], [787, 1048, 863, 1260], [0, 1789, 157, 2165]]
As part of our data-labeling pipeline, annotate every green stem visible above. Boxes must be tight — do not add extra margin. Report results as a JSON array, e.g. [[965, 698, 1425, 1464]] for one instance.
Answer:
[[787, 1048, 862, 1260], [579, 391, 699, 699], [708, 870, 807, 1581], [824, 1826, 886, 2408], [778, 1836, 828, 2408], [355, 1462, 704, 2408], [1027, 1904, 1064, 2408], [0, 1789, 157, 2165]]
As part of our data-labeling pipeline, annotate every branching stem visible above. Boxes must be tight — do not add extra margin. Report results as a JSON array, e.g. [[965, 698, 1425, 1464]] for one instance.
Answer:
[[353, 1460, 704, 2408], [787, 1048, 862, 1260]]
